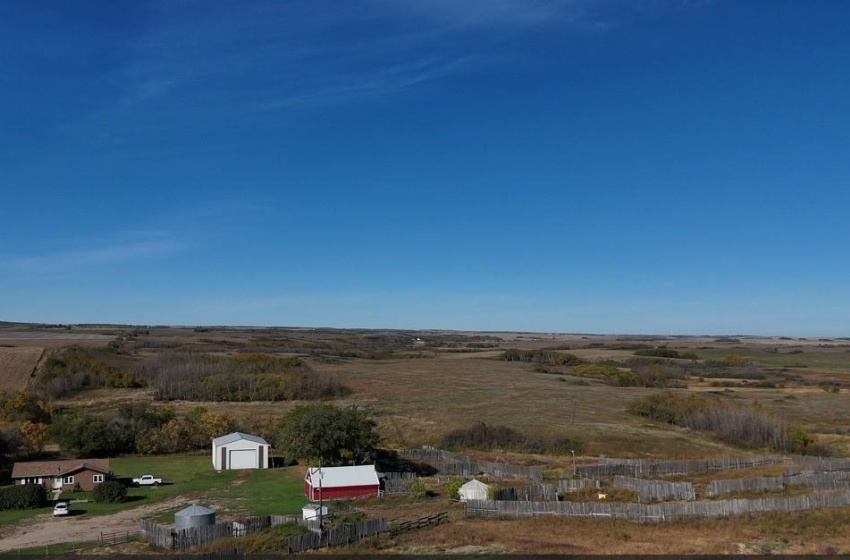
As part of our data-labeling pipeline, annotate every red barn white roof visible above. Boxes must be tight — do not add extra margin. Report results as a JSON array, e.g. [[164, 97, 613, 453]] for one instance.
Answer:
[[305, 465, 379, 487]]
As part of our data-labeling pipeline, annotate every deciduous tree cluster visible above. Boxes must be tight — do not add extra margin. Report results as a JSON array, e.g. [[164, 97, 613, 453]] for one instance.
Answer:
[[137, 352, 348, 402], [629, 392, 827, 454], [501, 349, 581, 365], [275, 404, 378, 466]]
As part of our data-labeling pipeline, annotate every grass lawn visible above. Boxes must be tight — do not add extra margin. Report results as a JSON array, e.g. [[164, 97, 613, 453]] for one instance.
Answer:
[[112, 454, 307, 517], [0, 455, 307, 528]]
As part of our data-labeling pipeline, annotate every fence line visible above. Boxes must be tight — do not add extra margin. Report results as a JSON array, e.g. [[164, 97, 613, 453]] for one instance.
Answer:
[[100, 530, 138, 547], [141, 514, 298, 551], [707, 471, 850, 497], [389, 512, 449, 536], [578, 456, 786, 478], [558, 479, 599, 493], [398, 448, 542, 481], [787, 456, 850, 471], [384, 478, 415, 494], [493, 483, 558, 502], [707, 476, 784, 497], [613, 476, 696, 502], [381, 471, 418, 479], [285, 518, 388, 554], [465, 491, 850, 522]]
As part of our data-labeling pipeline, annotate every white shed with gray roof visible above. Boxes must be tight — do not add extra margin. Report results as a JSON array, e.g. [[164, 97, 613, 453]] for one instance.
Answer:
[[212, 432, 270, 470]]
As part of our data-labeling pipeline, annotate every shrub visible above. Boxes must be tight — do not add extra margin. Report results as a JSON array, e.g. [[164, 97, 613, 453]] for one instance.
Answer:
[[441, 422, 581, 454], [442, 422, 525, 450], [409, 478, 427, 498], [445, 479, 462, 500], [0, 484, 48, 510], [138, 352, 348, 402], [501, 349, 581, 366], [629, 392, 833, 455], [93, 480, 127, 503], [634, 347, 682, 359]]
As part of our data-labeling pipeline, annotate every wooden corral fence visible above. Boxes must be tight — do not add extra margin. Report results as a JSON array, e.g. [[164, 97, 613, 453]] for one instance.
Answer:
[[389, 511, 449, 536], [787, 456, 850, 471], [577, 456, 786, 477], [708, 471, 850, 497], [140, 515, 296, 551], [398, 448, 542, 481], [381, 471, 418, 494], [790, 471, 850, 493], [465, 491, 850, 522], [494, 483, 558, 502], [613, 476, 696, 502], [285, 518, 388, 554], [558, 479, 599, 493], [100, 530, 139, 546], [384, 478, 414, 494], [707, 476, 784, 497]]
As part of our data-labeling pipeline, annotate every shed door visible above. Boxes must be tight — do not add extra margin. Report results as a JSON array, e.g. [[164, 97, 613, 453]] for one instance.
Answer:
[[229, 449, 256, 469]]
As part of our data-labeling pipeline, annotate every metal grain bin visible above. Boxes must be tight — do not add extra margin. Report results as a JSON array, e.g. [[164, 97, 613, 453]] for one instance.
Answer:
[[175, 504, 216, 531]]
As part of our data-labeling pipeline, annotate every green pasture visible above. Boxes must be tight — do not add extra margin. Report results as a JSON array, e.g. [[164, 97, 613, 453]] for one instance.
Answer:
[[0, 454, 306, 528]]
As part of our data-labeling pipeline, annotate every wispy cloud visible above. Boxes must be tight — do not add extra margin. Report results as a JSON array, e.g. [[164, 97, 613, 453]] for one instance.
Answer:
[[1, 231, 185, 274], [56, 0, 709, 142], [372, 0, 582, 28], [255, 56, 479, 112], [58, 0, 601, 140]]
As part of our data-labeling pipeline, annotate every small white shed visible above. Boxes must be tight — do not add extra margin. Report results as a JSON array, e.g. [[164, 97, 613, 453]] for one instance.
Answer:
[[212, 432, 270, 470], [302, 504, 328, 521], [459, 478, 489, 501]]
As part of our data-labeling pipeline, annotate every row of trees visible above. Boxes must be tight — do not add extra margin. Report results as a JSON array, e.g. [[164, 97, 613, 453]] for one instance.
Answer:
[[137, 352, 349, 402], [48, 404, 257, 456], [45, 402, 379, 466], [35, 346, 146, 399], [30, 347, 351, 403], [501, 349, 581, 365], [568, 363, 687, 388], [633, 347, 700, 360]]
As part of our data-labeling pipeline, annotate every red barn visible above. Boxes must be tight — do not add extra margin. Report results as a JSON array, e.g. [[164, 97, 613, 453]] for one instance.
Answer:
[[304, 465, 380, 500]]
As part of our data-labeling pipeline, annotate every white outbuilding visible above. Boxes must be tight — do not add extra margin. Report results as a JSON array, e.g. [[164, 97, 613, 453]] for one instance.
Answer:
[[301, 504, 328, 521], [458, 478, 489, 501], [212, 432, 270, 470]]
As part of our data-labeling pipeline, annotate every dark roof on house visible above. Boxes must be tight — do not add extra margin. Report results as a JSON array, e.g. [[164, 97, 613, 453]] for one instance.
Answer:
[[11, 459, 111, 479]]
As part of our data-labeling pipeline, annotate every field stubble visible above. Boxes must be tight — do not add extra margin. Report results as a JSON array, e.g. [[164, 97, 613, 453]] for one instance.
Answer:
[[0, 346, 44, 392]]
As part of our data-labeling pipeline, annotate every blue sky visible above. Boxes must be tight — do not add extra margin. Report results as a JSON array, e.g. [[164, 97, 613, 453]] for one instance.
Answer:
[[2, 0, 849, 335]]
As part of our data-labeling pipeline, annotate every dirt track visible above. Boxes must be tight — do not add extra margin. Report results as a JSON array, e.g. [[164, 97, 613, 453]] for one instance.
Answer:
[[0, 497, 185, 552]]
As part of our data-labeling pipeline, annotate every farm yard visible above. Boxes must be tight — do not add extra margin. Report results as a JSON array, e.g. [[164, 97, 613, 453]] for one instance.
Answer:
[[1, 324, 850, 554]]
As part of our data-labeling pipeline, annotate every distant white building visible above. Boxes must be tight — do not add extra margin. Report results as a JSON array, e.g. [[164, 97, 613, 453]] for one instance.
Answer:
[[459, 478, 489, 501], [212, 432, 270, 470]]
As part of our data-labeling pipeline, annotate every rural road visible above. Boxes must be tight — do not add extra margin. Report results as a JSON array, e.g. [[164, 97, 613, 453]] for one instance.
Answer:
[[0, 497, 184, 552]]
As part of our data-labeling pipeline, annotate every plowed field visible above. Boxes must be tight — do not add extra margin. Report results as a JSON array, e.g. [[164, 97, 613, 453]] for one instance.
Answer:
[[0, 347, 43, 392]]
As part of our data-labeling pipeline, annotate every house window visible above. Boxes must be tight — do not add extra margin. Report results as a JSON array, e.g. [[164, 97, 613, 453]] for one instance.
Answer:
[[93, 474, 105, 484], [63, 475, 75, 485]]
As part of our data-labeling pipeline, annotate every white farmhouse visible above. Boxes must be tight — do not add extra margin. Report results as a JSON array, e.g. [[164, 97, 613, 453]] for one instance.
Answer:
[[212, 432, 270, 470]]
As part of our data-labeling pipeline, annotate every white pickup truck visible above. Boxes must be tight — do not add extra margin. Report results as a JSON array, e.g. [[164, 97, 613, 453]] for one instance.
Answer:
[[132, 474, 163, 486]]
